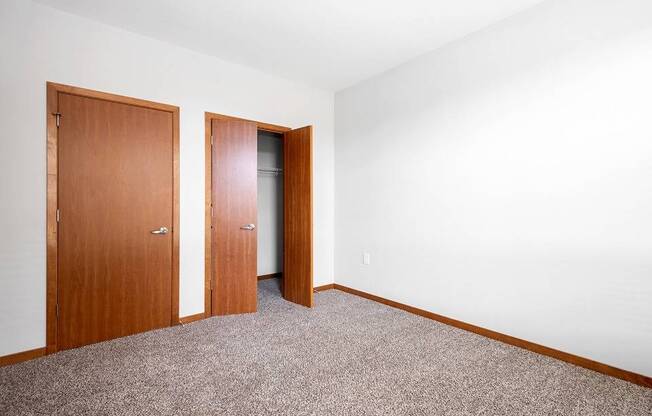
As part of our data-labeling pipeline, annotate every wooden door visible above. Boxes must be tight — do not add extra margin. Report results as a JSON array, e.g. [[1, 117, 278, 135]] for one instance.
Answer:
[[211, 119, 258, 315], [57, 93, 174, 350], [283, 126, 313, 307]]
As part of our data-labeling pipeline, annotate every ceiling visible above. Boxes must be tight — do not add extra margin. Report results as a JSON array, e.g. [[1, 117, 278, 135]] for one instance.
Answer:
[[35, 0, 546, 91]]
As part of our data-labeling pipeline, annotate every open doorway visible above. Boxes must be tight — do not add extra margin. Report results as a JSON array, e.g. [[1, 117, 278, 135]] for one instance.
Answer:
[[204, 112, 313, 317], [256, 131, 284, 298]]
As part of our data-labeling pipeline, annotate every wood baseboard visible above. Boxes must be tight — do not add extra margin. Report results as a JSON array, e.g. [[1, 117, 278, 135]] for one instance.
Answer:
[[0, 347, 46, 367], [5, 285, 649, 389], [314, 283, 335, 292], [258, 273, 282, 281], [328, 284, 652, 389], [179, 312, 206, 325], [4, 313, 209, 366]]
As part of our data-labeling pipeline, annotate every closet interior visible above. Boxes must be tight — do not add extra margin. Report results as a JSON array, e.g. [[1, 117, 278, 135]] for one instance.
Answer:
[[207, 113, 313, 315], [257, 130, 284, 293]]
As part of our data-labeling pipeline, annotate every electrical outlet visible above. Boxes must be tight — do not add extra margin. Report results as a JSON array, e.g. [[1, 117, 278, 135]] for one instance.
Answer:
[[363, 252, 371, 265]]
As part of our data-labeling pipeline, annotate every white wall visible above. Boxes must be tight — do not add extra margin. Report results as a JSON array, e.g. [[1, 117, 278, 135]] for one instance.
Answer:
[[335, 0, 652, 376], [0, 0, 334, 357], [257, 132, 283, 276]]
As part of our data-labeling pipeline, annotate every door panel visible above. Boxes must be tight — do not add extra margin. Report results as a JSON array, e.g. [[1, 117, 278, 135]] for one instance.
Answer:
[[283, 126, 313, 307], [211, 119, 258, 315], [57, 93, 173, 350]]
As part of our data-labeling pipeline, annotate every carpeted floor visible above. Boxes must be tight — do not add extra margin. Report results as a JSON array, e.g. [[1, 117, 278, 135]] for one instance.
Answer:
[[1, 279, 651, 415]]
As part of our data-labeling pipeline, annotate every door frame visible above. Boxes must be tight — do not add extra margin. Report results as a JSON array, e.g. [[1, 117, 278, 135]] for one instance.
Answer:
[[46, 82, 180, 354], [204, 112, 301, 316]]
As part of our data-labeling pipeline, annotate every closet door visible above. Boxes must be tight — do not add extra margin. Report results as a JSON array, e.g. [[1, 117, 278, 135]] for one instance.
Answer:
[[211, 119, 258, 315], [283, 126, 313, 307]]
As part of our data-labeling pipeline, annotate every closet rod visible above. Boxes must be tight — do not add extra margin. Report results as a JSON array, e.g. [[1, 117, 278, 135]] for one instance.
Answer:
[[257, 167, 283, 176]]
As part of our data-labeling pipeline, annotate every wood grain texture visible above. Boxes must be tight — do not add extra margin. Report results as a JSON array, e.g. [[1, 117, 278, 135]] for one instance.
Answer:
[[47, 82, 178, 113], [204, 114, 213, 318], [46, 83, 59, 354], [330, 284, 652, 389], [46, 82, 180, 353], [179, 313, 206, 325], [171, 106, 180, 326], [204, 112, 292, 316], [57, 93, 173, 350], [211, 119, 258, 315], [205, 111, 290, 134], [283, 126, 314, 307], [258, 273, 282, 281], [0, 348, 46, 367]]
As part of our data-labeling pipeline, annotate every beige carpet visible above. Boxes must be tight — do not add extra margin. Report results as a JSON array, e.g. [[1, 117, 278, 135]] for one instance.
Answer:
[[1, 279, 651, 415]]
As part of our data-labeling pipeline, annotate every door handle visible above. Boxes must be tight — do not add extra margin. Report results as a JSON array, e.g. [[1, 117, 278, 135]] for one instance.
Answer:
[[240, 224, 255, 231], [151, 227, 169, 235]]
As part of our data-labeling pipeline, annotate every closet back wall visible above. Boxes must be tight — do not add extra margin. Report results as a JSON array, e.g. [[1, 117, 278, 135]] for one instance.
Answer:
[[257, 133, 284, 276], [0, 0, 334, 357]]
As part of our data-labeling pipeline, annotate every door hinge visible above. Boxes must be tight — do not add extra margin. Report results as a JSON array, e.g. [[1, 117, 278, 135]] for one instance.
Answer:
[[56, 304, 59, 317], [56, 209, 60, 222], [53, 112, 62, 127], [210, 135, 214, 146]]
